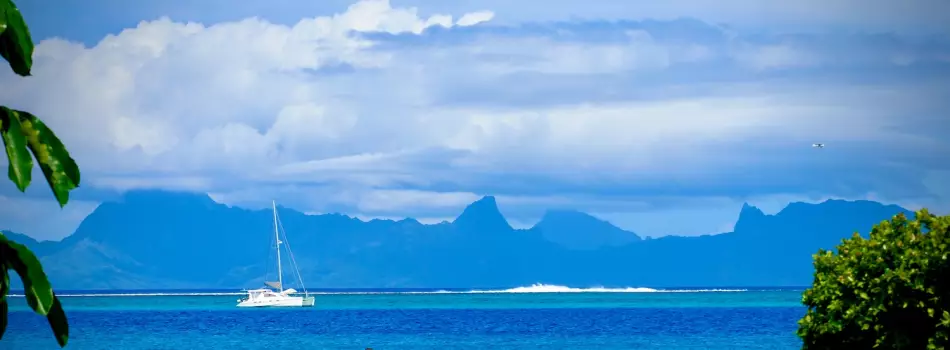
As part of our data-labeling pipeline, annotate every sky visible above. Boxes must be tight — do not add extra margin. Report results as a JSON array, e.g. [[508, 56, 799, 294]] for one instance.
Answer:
[[1, 0, 949, 240]]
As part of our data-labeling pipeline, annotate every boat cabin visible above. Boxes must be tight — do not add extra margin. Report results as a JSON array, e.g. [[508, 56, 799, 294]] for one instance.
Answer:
[[245, 288, 281, 300]]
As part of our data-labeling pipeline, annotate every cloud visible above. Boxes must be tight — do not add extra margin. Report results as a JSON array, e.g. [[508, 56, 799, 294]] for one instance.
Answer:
[[455, 11, 495, 27], [2, 0, 949, 238], [19, 0, 949, 48], [398, 0, 950, 32]]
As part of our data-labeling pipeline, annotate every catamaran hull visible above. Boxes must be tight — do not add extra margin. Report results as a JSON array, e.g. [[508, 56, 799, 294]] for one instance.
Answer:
[[237, 296, 315, 308]]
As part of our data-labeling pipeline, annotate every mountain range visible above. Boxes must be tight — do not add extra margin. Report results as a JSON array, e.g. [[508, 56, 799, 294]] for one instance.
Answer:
[[3, 190, 912, 290]]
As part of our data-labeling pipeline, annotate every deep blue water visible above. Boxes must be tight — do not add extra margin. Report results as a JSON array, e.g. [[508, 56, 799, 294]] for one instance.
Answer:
[[3, 286, 806, 349]]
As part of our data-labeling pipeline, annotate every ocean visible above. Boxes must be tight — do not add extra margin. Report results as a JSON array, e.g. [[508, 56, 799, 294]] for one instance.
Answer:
[[3, 285, 806, 349]]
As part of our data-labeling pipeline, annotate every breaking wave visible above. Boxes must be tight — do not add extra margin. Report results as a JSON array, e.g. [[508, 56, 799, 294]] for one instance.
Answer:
[[428, 284, 748, 294], [8, 284, 748, 297]]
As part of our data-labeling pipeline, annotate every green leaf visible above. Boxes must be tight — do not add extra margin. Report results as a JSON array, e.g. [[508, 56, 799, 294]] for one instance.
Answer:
[[0, 235, 55, 315], [0, 298, 7, 340], [0, 268, 7, 340], [0, 266, 8, 298], [0, 106, 33, 191], [0, 0, 34, 76], [0, 236, 69, 347], [45, 295, 68, 347], [12, 110, 80, 206]]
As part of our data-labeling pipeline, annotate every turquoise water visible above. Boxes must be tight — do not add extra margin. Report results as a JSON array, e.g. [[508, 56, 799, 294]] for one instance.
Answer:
[[3, 286, 806, 349]]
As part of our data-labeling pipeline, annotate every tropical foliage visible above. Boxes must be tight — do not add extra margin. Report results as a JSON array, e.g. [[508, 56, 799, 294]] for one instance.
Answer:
[[798, 209, 950, 349], [1, 0, 76, 346]]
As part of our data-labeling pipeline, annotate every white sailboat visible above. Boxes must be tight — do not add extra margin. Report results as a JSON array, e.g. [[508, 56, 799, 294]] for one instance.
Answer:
[[237, 201, 315, 308]]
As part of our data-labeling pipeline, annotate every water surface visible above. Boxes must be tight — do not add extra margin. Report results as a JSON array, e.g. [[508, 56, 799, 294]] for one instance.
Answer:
[[4, 285, 806, 349]]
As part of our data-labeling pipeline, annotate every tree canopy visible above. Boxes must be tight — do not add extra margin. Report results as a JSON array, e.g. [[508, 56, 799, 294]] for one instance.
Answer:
[[798, 209, 950, 349]]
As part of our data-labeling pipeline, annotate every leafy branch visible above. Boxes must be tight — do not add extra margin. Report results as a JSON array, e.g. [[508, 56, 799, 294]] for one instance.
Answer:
[[0, 0, 78, 347], [0, 235, 68, 346]]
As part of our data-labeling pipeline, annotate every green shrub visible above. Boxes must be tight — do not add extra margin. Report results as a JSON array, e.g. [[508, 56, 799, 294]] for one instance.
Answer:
[[798, 209, 950, 349]]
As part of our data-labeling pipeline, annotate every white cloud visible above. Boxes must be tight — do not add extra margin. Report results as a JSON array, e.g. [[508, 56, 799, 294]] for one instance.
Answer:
[[456, 11, 495, 27], [404, 0, 950, 32], [2, 0, 948, 239]]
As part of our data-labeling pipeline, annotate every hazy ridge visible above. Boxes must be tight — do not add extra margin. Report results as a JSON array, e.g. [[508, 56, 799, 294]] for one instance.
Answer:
[[3, 190, 911, 290]]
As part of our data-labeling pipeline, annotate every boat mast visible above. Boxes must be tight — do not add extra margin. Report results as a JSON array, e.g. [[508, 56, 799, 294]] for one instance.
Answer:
[[273, 200, 283, 293]]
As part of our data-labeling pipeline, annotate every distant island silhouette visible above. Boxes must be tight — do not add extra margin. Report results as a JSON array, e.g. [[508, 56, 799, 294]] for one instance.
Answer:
[[3, 190, 911, 290]]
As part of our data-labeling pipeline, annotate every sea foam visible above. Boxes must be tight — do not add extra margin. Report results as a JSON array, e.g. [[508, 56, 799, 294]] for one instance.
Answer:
[[8, 283, 746, 297]]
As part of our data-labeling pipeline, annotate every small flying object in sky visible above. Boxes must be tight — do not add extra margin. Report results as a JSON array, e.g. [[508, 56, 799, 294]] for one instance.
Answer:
[[812, 143, 825, 148]]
